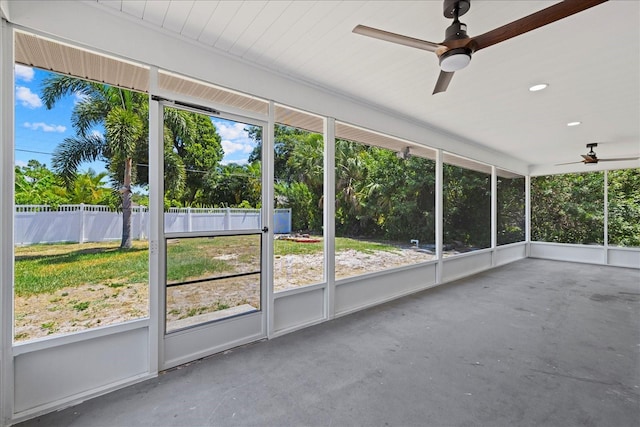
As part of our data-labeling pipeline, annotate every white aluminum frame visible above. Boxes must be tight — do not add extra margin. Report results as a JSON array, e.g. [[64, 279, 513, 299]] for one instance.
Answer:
[[157, 100, 270, 369], [325, 117, 336, 319], [0, 19, 14, 427]]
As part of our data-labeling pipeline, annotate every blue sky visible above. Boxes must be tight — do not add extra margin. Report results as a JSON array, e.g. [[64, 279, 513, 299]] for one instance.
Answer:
[[211, 117, 257, 166], [14, 64, 256, 173], [15, 64, 78, 169]]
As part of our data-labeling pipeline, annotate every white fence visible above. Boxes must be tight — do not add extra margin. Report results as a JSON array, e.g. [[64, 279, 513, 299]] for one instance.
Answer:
[[15, 205, 292, 245]]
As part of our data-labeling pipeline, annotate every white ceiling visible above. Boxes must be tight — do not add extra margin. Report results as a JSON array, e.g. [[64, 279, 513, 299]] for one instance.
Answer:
[[28, 1, 640, 170]]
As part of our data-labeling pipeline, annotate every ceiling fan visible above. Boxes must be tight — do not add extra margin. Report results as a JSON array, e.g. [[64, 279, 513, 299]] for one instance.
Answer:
[[353, 0, 608, 94], [558, 143, 640, 165]]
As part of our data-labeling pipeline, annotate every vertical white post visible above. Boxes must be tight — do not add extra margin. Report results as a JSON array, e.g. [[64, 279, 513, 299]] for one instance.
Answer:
[[435, 149, 443, 284], [324, 117, 336, 320], [525, 175, 531, 257], [264, 102, 275, 338], [225, 207, 231, 230], [148, 67, 162, 374], [187, 207, 192, 233], [78, 203, 85, 243], [139, 206, 144, 240], [0, 20, 14, 425], [603, 170, 608, 265], [491, 166, 497, 266]]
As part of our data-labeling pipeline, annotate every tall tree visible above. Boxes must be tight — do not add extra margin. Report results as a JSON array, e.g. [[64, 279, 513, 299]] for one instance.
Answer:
[[157, 107, 224, 205], [42, 75, 146, 248], [41, 74, 224, 246], [335, 139, 371, 236]]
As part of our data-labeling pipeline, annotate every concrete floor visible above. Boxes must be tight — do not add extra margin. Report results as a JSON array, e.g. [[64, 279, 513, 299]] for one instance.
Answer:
[[17, 259, 640, 427]]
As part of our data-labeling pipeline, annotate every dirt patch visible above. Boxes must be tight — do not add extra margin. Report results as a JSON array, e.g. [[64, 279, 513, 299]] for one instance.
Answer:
[[14, 282, 148, 341], [15, 248, 435, 342], [273, 248, 435, 291]]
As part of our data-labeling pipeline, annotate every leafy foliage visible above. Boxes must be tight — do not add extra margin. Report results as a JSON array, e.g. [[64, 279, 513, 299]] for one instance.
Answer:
[[15, 161, 112, 206], [15, 160, 67, 207], [249, 125, 324, 229], [608, 168, 640, 247], [163, 108, 224, 205], [202, 162, 262, 208], [497, 176, 526, 245], [531, 172, 604, 244], [26, 70, 638, 248], [443, 164, 491, 249], [355, 146, 435, 242], [65, 169, 111, 205], [275, 181, 317, 231]]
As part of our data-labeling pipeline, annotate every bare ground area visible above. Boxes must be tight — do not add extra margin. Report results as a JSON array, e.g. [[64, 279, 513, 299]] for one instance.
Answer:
[[14, 282, 148, 341], [274, 248, 436, 289], [15, 248, 435, 342]]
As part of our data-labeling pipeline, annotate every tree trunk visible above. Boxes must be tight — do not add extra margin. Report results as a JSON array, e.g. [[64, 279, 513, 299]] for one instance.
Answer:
[[120, 157, 133, 249]]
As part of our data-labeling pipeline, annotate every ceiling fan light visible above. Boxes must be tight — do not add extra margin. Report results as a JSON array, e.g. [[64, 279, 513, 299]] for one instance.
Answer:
[[439, 48, 472, 72]]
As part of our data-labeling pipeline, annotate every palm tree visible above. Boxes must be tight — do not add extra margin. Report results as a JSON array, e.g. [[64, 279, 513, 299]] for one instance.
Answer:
[[42, 75, 146, 248], [287, 132, 323, 191], [42, 74, 228, 245], [335, 139, 367, 213]]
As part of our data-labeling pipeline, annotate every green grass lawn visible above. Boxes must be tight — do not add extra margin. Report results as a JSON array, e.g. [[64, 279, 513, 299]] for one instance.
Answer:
[[15, 236, 400, 296], [14, 241, 150, 296]]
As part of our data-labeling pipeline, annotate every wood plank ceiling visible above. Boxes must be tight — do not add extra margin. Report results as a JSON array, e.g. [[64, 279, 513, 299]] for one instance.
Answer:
[[81, 1, 639, 169]]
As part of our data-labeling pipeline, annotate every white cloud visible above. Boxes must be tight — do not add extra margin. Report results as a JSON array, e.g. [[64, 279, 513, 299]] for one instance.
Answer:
[[214, 120, 256, 163], [216, 122, 250, 141], [15, 160, 28, 168], [221, 140, 246, 155], [16, 86, 42, 108], [15, 65, 35, 82], [24, 122, 67, 133]]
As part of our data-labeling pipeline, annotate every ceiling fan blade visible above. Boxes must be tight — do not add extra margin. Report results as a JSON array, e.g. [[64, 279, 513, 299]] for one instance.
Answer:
[[433, 71, 454, 94], [472, 0, 608, 52], [353, 25, 442, 52], [597, 157, 640, 162], [555, 161, 584, 165], [581, 154, 598, 163]]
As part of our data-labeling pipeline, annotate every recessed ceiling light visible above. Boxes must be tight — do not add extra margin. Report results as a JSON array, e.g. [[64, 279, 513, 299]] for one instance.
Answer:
[[567, 121, 582, 127], [529, 83, 548, 92]]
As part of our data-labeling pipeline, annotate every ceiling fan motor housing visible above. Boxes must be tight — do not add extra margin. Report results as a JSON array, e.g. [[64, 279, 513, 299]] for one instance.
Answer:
[[445, 20, 469, 41]]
